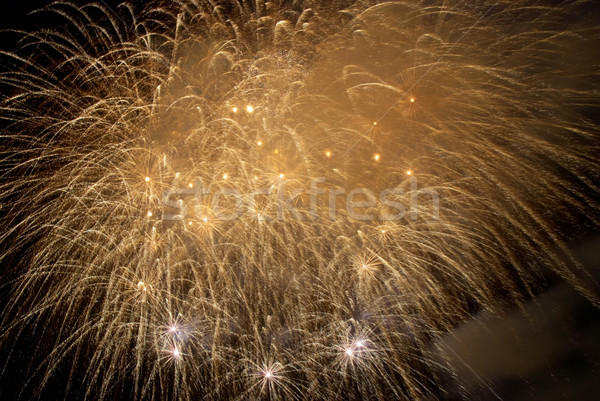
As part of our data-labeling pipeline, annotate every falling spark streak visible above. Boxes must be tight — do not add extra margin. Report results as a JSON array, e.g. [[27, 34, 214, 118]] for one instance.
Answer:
[[0, 1, 599, 400]]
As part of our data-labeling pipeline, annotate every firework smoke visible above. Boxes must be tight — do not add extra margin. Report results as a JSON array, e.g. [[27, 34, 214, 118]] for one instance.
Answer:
[[0, 1, 599, 400]]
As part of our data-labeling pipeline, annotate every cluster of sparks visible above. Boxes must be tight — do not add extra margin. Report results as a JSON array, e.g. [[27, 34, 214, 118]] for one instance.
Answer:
[[0, 0, 599, 400]]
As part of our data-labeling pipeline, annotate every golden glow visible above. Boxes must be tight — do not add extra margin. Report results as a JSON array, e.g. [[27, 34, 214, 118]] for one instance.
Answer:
[[3, 2, 595, 399]]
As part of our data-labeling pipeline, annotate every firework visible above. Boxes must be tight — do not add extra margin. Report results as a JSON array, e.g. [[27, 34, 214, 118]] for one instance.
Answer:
[[0, 0, 599, 400]]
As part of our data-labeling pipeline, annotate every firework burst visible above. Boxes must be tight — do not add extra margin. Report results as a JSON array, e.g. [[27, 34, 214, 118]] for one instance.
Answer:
[[0, 0, 599, 400]]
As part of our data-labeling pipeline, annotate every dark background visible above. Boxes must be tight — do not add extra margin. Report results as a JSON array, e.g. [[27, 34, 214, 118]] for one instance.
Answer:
[[0, 1, 128, 29], [0, 1, 131, 53]]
